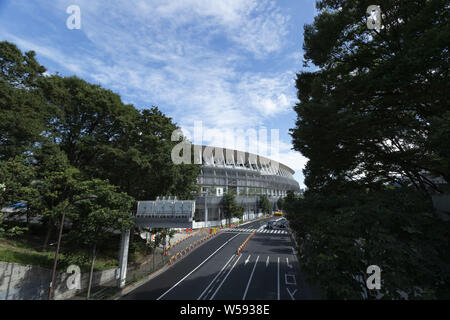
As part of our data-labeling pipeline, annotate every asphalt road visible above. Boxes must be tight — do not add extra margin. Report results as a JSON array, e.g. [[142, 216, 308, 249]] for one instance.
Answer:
[[121, 218, 317, 300]]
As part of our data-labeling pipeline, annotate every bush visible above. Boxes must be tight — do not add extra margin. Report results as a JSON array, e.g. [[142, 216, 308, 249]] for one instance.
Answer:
[[285, 187, 450, 299]]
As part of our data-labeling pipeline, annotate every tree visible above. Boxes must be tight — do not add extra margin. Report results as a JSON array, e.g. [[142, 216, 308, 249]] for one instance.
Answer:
[[38, 75, 200, 201], [221, 191, 245, 222], [291, 0, 449, 194], [66, 179, 135, 247], [285, 186, 450, 299], [65, 179, 135, 297], [37, 74, 200, 250], [287, 0, 450, 299], [0, 41, 49, 160], [0, 155, 37, 208], [32, 143, 81, 250], [233, 204, 245, 221], [0, 41, 201, 269], [259, 195, 272, 215], [0, 155, 40, 229]]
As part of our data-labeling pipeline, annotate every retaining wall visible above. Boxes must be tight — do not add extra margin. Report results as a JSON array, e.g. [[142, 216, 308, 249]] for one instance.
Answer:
[[0, 261, 116, 300]]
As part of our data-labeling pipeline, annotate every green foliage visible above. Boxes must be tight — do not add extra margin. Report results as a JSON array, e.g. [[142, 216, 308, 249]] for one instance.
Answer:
[[0, 247, 55, 270], [222, 190, 240, 222], [1, 215, 25, 238], [0, 155, 37, 208], [58, 252, 90, 270], [38, 75, 200, 201], [277, 197, 284, 211], [29, 143, 84, 250], [233, 204, 245, 220], [288, 0, 450, 299], [259, 195, 272, 214], [66, 179, 135, 247], [291, 0, 449, 193], [285, 187, 450, 299], [0, 41, 46, 87], [0, 41, 49, 160], [0, 41, 200, 257]]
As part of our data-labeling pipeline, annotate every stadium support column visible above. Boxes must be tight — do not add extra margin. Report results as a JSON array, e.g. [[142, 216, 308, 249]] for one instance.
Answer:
[[117, 229, 130, 288]]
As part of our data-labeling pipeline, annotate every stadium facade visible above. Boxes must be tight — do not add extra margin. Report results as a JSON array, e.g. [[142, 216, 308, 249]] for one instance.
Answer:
[[191, 145, 300, 226]]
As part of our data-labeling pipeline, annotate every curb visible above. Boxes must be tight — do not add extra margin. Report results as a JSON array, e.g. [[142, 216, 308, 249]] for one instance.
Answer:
[[117, 229, 225, 298], [111, 262, 172, 300], [112, 219, 265, 300]]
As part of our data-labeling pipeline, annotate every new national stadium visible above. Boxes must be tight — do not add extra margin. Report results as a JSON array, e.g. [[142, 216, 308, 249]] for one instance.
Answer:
[[191, 145, 300, 227]]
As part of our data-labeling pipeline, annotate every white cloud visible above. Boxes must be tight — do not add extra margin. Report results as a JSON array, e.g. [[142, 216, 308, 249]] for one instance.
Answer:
[[180, 122, 308, 181], [15, 0, 295, 132], [4, 0, 309, 185]]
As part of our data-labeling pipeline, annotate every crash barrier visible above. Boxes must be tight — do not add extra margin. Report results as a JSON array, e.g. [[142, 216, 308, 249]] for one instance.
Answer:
[[169, 227, 224, 265]]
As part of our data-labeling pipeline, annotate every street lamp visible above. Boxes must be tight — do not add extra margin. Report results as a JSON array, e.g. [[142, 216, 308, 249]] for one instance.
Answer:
[[48, 195, 98, 300]]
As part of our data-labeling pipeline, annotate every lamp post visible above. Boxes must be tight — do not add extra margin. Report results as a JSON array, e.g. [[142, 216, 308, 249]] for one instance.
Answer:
[[48, 195, 97, 300]]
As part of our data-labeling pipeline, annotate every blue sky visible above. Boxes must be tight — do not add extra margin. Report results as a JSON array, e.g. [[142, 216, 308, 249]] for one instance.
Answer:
[[0, 0, 318, 188]]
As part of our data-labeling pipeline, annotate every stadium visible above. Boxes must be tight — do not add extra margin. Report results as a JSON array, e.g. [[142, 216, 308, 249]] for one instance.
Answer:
[[191, 145, 301, 227]]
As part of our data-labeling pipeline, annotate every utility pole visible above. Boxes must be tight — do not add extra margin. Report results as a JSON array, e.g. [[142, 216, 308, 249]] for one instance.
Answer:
[[86, 242, 97, 299]]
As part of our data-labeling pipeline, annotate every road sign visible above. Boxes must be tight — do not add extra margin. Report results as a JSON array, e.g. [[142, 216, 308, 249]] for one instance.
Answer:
[[135, 198, 195, 228]]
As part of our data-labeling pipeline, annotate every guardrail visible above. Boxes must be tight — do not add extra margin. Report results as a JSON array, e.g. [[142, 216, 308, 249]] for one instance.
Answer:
[[168, 227, 225, 265]]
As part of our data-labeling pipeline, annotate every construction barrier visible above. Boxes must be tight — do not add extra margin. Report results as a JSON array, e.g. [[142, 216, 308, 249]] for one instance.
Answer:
[[166, 226, 225, 266], [236, 230, 257, 255]]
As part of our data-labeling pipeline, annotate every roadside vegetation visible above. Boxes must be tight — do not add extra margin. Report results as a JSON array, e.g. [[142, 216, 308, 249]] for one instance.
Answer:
[[286, 0, 449, 299], [0, 41, 199, 271]]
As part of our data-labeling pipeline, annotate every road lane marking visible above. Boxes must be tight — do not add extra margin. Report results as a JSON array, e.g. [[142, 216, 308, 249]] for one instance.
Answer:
[[286, 287, 297, 300], [266, 256, 269, 267], [242, 255, 260, 300], [285, 274, 297, 285], [156, 233, 241, 300], [277, 257, 280, 300], [197, 254, 235, 300], [210, 254, 242, 300], [286, 258, 292, 268], [245, 255, 251, 266]]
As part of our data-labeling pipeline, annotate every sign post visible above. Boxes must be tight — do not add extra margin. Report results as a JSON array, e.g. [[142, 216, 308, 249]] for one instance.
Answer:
[[117, 229, 130, 289], [116, 197, 195, 289]]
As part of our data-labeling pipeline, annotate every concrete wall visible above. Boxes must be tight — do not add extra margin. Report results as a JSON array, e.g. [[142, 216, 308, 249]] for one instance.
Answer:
[[0, 261, 116, 300]]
